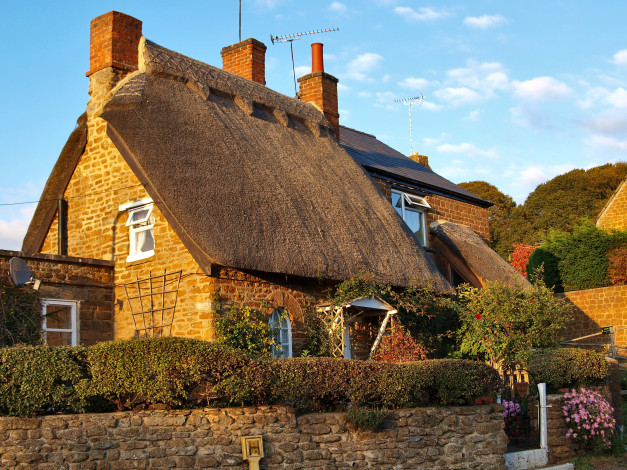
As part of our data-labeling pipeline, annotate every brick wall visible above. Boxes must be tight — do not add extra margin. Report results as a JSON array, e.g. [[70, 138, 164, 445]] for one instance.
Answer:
[[597, 179, 626, 230], [0, 250, 113, 345], [562, 285, 627, 347], [221, 39, 267, 85], [0, 405, 507, 469], [298, 71, 340, 139]]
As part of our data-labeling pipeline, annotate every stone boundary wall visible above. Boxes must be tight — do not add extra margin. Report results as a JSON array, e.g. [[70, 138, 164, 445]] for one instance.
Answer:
[[0, 249, 114, 345], [562, 284, 627, 347], [0, 405, 507, 469]]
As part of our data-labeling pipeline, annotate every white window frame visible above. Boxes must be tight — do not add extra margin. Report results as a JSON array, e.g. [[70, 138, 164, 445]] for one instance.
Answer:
[[392, 190, 430, 246], [42, 299, 79, 346], [269, 308, 292, 358], [124, 202, 155, 262]]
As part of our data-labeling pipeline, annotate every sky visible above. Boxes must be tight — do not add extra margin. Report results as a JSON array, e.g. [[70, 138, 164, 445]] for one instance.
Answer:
[[1, 0, 626, 250]]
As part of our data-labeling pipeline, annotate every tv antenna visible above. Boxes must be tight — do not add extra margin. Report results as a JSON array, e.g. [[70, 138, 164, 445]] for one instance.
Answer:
[[395, 93, 424, 154], [270, 27, 339, 96]]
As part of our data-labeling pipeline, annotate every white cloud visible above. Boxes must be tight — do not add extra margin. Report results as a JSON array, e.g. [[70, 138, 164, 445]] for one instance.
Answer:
[[421, 101, 443, 111], [511, 76, 573, 101], [375, 91, 397, 109], [344, 52, 384, 81], [585, 135, 627, 152], [434, 87, 483, 106], [382, 74, 391, 83], [606, 88, 627, 108], [463, 14, 507, 30], [329, 2, 347, 13], [509, 105, 554, 131], [398, 76, 431, 90], [421, 133, 449, 148], [339, 108, 350, 121], [447, 60, 509, 94], [612, 49, 627, 66], [0, 206, 35, 251], [580, 110, 627, 135], [464, 109, 484, 121], [294, 65, 310, 77], [358, 91, 372, 98], [436, 142, 501, 159], [393, 6, 450, 22], [337, 82, 350, 92]]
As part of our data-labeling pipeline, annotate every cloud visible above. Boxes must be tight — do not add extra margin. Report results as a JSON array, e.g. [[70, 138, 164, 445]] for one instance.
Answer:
[[464, 109, 484, 121], [606, 88, 627, 108], [0, 206, 35, 251], [511, 76, 573, 101], [398, 76, 431, 90], [436, 142, 501, 159], [337, 82, 350, 92], [343, 52, 384, 81], [580, 110, 627, 135], [434, 87, 483, 106], [393, 6, 450, 22], [294, 65, 310, 77], [329, 2, 347, 13], [463, 14, 507, 30], [612, 49, 627, 66], [447, 60, 509, 94], [358, 91, 372, 98], [509, 105, 554, 131], [585, 135, 627, 152], [382, 74, 391, 83]]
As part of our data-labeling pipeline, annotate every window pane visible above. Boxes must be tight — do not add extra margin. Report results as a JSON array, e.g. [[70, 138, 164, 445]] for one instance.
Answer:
[[46, 331, 73, 346], [392, 192, 403, 217], [129, 209, 150, 224], [135, 229, 155, 253], [45, 305, 72, 329], [404, 208, 423, 235]]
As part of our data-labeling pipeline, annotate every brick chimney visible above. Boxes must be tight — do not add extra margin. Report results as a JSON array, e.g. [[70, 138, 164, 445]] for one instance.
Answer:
[[221, 39, 267, 85], [409, 152, 431, 169], [86, 11, 142, 77], [297, 43, 340, 139]]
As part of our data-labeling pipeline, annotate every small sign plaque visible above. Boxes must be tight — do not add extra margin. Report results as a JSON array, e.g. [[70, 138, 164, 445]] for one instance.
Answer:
[[241, 435, 264, 470]]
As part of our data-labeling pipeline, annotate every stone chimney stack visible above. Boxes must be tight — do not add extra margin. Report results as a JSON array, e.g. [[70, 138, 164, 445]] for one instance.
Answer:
[[221, 39, 267, 85], [297, 43, 340, 139], [409, 152, 431, 170]]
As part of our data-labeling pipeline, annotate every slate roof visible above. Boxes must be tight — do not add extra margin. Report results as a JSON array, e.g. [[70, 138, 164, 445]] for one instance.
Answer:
[[340, 126, 491, 207]]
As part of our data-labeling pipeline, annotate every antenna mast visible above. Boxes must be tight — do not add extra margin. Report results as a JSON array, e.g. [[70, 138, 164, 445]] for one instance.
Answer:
[[395, 93, 424, 154], [270, 27, 339, 97], [239, 0, 242, 42]]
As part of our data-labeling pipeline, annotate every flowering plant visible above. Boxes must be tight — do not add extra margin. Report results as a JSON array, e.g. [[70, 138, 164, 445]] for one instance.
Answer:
[[503, 400, 523, 438], [562, 388, 615, 450]]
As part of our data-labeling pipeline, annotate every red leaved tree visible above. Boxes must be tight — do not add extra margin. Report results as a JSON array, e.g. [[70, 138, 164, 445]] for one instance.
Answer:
[[510, 244, 537, 278]]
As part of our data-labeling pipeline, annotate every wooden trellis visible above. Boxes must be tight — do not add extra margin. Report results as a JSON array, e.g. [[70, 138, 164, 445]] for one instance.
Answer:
[[123, 269, 182, 337], [320, 306, 345, 358]]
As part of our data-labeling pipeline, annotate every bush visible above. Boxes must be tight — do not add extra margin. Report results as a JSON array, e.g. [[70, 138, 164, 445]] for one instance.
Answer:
[[0, 345, 88, 416], [0, 278, 41, 347], [214, 304, 279, 357], [372, 324, 429, 363], [346, 406, 388, 432], [608, 245, 627, 286], [79, 337, 250, 410], [527, 348, 609, 393]]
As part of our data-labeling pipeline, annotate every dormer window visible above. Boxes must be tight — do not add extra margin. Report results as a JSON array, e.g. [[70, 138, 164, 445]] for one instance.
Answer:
[[392, 190, 430, 246], [120, 198, 155, 262]]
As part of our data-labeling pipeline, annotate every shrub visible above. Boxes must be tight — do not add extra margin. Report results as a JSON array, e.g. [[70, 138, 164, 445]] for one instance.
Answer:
[[372, 324, 429, 363], [608, 245, 627, 286], [0, 345, 88, 416], [346, 406, 388, 432], [79, 337, 250, 410], [527, 348, 609, 393], [562, 388, 615, 451], [510, 244, 537, 278], [214, 304, 279, 357], [0, 278, 41, 347], [457, 280, 572, 370]]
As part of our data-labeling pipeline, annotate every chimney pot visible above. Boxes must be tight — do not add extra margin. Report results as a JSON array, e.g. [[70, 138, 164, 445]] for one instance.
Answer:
[[311, 43, 324, 73]]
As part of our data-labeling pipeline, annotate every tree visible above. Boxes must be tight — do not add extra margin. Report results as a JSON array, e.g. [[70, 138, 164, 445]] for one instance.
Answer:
[[458, 181, 518, 258]]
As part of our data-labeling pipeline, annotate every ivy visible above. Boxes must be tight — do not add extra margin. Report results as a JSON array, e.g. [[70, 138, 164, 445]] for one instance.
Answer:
[[0, 278, 41, 347]]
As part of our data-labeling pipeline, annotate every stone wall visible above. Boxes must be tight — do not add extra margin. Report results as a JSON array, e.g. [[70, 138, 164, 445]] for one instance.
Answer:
[[562, 284, 627, 347], [0, 250, 114, 345], [597, 179, 626, 230], [0, 405, 507, 469]]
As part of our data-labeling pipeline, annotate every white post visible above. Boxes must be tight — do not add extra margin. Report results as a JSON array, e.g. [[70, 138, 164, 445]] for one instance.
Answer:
[[538, 383, 548, 450]]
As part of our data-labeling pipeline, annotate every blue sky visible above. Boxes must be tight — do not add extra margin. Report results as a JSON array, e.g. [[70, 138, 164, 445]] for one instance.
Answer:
[[1, 1, 626, 250]]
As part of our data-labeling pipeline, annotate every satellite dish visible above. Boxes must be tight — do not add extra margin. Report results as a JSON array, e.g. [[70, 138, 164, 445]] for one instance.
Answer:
[[9, 257, 34, 288]]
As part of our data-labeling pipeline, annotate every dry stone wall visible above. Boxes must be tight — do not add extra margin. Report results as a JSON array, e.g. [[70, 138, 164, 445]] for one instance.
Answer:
[[0, 405, 507, 469]]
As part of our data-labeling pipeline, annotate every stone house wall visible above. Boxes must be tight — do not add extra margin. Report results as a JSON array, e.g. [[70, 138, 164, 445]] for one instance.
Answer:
[[0, 249, 113, 345], [0, 405, 507, 469], [562, 284, 627, 347], [597, 178, 627, 230]]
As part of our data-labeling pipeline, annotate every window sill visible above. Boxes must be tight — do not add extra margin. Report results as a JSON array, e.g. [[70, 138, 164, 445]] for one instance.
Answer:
[[126, 250, 155, 263]]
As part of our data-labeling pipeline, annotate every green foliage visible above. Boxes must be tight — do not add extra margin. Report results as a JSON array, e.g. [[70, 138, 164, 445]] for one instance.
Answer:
[[458, 180, 518, 259], [527, 348, 609, 393], [456, 280, 572, 369], [214, 304, 279, 357], [0, 278, 41, 347], [528, 220, 627, 292], [0, 345, 88, 416], [78, 337, 250, 410], [346, 406, 388, 432]]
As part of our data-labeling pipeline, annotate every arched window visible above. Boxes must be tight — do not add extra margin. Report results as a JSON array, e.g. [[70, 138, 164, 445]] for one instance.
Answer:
[[269, 308, 292, 358]]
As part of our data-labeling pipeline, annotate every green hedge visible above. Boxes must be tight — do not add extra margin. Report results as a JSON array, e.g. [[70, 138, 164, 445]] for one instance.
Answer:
[[527, 348, 609, 393], [0, 345, 88, 416], [0, 338, 503, 416]]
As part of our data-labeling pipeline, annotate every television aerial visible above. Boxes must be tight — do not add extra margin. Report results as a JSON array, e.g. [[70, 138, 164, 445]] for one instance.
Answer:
[[9, 257, 41, 290], [395, 92, 424, 154], [270, 27, 339, 96]]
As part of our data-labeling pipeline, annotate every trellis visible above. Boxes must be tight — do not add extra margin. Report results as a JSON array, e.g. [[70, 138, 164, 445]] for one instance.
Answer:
[[122, 269, 182, 337]]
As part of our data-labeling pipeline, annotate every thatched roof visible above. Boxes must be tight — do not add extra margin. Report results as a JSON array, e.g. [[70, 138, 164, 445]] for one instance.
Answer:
[[430, 220, 531, 289], [95, 39, 450, 290], [341, 126, 491, 207], [22, 114, 87, 253]]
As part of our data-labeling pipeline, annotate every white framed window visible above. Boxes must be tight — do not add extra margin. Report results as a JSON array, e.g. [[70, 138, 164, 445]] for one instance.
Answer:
[[42, 299, 78, 346], [125, 203, 155, 262], [269, 308, 292, 358], [392, 190, 430, 246]]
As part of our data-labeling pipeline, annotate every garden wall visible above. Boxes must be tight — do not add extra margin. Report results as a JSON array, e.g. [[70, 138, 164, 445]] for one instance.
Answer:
[[562, 284, 627, 347], [0, 405, 507, 469]]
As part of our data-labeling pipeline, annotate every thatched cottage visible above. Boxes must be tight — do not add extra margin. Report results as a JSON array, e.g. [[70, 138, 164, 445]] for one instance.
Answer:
[[22, 11, 522, 357]]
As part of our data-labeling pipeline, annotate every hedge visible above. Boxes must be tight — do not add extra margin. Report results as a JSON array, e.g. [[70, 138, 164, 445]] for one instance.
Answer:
[[0, 338, 503, 416], [526, 348, 609, 393]]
